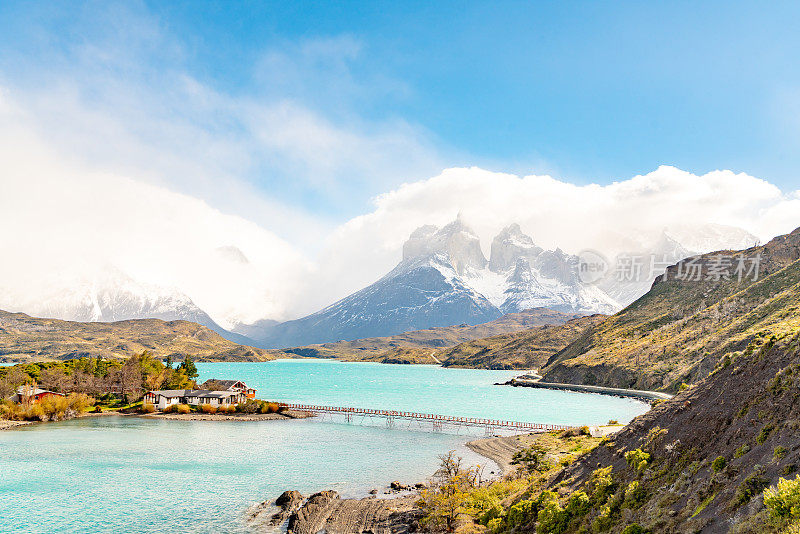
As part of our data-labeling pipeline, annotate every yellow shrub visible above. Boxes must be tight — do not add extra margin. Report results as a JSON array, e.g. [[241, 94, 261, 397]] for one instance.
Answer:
[[140, 402, 156, 414], [176, 404, 191, 414], [66, 393, 94, 413], [199, 404, 217, 414]]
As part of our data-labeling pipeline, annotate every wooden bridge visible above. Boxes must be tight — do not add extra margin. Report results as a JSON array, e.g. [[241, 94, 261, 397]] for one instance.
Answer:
[[279, 403, 571, 435]]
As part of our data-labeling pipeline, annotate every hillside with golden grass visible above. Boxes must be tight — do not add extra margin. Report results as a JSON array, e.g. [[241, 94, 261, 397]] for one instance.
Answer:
[[272, 307, 582, 363], [0, 310, 273, 363], [438, 315, 607, 369], [542, 227, 800, 392]]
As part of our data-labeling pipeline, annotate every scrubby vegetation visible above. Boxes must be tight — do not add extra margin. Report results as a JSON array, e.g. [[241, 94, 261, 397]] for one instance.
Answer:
[[542, 228, 800, 392], [0, 393, 94, 421], [0, 352, 199, 404], [416, 431, 602, 532]]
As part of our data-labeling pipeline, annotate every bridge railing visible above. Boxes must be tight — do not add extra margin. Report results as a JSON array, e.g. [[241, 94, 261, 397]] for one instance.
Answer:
[[279, 403, 570, 431]]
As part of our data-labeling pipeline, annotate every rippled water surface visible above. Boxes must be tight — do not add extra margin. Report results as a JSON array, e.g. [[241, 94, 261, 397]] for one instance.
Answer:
[[0, 360, 649, 533]]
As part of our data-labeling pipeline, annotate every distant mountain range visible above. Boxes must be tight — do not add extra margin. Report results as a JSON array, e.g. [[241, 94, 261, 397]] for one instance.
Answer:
[[238, 218, 757, 347], [270, 307, 584, 362], [0, 266, 252, 345], [0, 219, 758, 350]]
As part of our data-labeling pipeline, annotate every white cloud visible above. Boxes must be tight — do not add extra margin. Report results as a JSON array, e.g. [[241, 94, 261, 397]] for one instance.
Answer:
[[1, 4, 798, 327], [0, 93, 312, 328], [315, 166, 800, 307]]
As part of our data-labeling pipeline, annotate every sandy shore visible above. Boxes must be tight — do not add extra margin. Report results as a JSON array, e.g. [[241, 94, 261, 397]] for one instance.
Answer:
[[141, 409, 313, 422], [0, 420, 33, 431], [466, 432, 543, 475]]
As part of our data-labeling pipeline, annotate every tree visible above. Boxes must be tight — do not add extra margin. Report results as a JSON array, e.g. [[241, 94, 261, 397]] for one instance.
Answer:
[[165, 355, 173, 370], [511, 442, 551, 474], [177, 356, 198, 381], [417, 451, 481, 532]]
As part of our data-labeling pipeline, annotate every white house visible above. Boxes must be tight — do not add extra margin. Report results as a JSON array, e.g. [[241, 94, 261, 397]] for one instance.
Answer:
[[143, 389, 247, 411]]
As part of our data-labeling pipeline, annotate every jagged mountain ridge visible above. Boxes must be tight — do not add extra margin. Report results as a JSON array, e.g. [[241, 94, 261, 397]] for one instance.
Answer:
[[246, 218, 623, 348]]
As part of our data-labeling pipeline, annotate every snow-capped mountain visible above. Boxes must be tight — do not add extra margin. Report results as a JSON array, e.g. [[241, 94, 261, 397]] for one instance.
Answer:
[[467, 223, 619, 315], [0, 265, 246, 342], [247, 219, 503, 347], [245, 218, 621, 348]]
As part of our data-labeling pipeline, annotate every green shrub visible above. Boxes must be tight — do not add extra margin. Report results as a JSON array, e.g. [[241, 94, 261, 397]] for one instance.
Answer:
[[711, 456, 727, 472], [505, 499, 537, 528], [733, 467, 769, 508], [580, 425, 591, 436], [511, 442, 550, 473], [565, 491, 590, 517], [592, 503, 614, 531], [775, 446, 788, 461], [764, 475, 800, 519], [622, 524, 645, 534], [537, 501, 569, 534], [734, 444, 750, 458], [607, 419, 619, 425], [623, 481, 646, 509], [625, 448, 651, 472], [590, 466, 614, 501], [757, 423, 775, 445]]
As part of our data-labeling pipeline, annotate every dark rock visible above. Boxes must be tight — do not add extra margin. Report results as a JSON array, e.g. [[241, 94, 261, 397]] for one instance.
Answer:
[[276, 490, 303, 508]]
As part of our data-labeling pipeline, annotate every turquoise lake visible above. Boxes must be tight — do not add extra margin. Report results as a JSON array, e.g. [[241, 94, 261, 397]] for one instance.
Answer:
[[0, 360, 648, 533]]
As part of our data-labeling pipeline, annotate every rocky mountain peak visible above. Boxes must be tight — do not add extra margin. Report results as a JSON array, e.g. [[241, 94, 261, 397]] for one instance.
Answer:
[[488, 224, 543, 272], [402, 218, 487, 275]]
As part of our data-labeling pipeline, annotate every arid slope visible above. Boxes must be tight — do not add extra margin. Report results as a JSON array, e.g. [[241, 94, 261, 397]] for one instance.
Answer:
[[439, 315, 607, 369], [273, 308, 582, 363], [542, 227, 800, 392], [0, 310, 272, 362]]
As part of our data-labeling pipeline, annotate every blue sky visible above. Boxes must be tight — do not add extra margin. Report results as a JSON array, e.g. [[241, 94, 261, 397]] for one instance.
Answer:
[[1, 1, 799, 222], [152, 1, 800, 185], [2, 1, 800, 323]]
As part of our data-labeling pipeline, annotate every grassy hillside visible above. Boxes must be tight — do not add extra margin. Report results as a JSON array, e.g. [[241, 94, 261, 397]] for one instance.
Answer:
[[0, 310, 273, 363], [272, 308, 582, 363], [482, 330, 800, 533], [542, 227, 800, 392], [438, 315, 607, 370]]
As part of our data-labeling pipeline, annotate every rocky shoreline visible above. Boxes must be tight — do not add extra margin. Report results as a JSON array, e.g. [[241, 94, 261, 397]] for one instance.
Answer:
[[249, 432, 535, 533], [140, 409, 313, 422], [0, 420, 33, 431]]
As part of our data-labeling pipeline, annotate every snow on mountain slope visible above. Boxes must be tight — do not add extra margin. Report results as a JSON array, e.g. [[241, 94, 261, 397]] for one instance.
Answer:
[[250, 220, 503, 347], [0, 265, 247, 343], [247, 219, 622, 348]]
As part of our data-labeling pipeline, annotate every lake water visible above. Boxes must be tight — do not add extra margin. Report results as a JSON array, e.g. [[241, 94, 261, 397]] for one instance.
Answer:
[[0, 360, 648, 533]]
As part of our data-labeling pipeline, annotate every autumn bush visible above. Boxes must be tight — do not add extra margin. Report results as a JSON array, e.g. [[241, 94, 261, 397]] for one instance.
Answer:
[[199, 404, 217, 414], [0, 393, 94, 421], [176, 404, 191, 414], [236, 399, 260, 414], [764, 475, 800, 521], [140, 402, 156, 414]]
